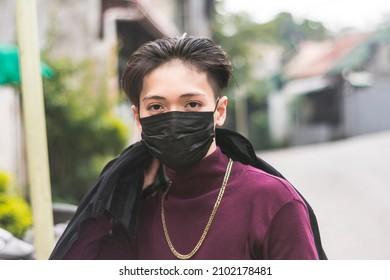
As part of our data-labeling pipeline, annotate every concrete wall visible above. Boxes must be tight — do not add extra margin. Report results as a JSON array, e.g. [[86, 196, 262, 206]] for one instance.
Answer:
[[343, 79, 390, 136], [0, 0, 16, 44], [0, 0, 103, 60]]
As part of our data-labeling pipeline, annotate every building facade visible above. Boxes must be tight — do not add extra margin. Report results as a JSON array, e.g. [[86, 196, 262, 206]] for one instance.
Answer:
[[268, 30, 390, 146]]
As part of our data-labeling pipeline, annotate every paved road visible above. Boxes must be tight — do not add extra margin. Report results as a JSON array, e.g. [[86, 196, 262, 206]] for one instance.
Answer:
[[258, 130, 390, 259]]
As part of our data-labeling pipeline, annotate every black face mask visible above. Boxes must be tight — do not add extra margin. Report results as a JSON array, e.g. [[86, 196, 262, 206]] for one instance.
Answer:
[[140, 110, 215, 173]]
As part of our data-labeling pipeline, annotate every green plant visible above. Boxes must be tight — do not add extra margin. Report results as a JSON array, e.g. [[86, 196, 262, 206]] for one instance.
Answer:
[[0, 171, 12, 193], [0, 171, 32, 238], [42, 57, 128, 203]]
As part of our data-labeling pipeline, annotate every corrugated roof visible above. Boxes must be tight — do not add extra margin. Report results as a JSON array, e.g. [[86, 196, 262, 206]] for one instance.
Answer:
[[284, 33, 371, 79]]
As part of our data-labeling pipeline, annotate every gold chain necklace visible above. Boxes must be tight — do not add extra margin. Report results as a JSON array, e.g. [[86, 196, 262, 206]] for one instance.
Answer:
[[161, 158, 233, 260]]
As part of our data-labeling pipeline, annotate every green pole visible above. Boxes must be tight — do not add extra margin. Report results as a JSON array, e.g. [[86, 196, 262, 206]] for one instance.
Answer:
[[16, 0, 55, 259]]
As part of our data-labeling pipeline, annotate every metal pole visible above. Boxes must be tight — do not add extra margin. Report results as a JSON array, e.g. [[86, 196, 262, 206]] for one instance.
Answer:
[[16, 0, 55, 259]]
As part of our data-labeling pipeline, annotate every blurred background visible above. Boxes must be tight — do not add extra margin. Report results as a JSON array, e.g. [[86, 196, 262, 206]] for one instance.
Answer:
[[0, 0, 389, 259]]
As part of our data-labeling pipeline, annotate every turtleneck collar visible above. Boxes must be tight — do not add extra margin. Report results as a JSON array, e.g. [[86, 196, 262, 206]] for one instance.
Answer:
[[165, 147, 230, 198]]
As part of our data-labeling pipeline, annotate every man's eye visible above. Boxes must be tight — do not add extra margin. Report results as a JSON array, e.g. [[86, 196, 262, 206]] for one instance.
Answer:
[[148, 104, 163, 111], [186, 102, 200, 108]]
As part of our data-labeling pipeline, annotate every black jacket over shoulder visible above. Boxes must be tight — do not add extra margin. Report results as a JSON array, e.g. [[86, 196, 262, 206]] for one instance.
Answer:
[[49, 128, 327, 260]]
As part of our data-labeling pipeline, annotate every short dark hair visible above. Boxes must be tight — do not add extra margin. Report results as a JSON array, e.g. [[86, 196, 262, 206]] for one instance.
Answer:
[[121, 35, 233, 106]]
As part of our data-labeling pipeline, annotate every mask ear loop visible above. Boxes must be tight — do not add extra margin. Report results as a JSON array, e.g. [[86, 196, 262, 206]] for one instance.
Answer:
[[213, 97, 220, 113]]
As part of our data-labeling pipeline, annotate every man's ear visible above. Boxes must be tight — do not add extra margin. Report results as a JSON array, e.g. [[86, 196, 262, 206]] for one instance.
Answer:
[[132, 105, 142, 132], [215, 96, 228, 127]]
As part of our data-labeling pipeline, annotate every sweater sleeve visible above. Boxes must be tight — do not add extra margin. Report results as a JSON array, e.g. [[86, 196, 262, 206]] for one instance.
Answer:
[[62, 214, 112, 260], [264, 199, 319, 260], [63, 213, 137, 260]]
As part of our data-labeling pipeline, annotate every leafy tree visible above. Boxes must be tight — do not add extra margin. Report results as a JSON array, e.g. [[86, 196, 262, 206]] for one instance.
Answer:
[[259, 12, 328, 55], [42, 57, 128, 203], [213, 10, 277, 149]]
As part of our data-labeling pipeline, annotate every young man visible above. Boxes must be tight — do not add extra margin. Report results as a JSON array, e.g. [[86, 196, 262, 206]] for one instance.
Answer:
[[50, 35, 326, 260]]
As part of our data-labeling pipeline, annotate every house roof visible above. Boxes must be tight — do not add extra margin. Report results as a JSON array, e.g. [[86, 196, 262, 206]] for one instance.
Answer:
[[284, 33, 372, 79]]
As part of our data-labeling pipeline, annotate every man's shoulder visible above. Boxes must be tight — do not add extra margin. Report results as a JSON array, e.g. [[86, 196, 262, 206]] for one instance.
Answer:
[[232, 161, 302, 203]]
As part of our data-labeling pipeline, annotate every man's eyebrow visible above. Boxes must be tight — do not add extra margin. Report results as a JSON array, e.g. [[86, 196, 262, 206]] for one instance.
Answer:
[[142, 93, 206, 102], [179, 93, 206, 99], [142, 95, 166, 102]]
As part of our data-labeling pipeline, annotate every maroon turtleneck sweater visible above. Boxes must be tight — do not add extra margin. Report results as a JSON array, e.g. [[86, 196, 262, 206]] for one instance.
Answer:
[[63, 147, 318, 260]]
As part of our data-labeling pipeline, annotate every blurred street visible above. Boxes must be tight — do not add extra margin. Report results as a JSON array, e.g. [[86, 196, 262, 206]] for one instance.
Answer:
[[258, 130, 390, 259]]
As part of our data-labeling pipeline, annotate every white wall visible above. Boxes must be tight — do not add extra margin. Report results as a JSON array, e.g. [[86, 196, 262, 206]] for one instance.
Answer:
[[0, 86, 26, 189]]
